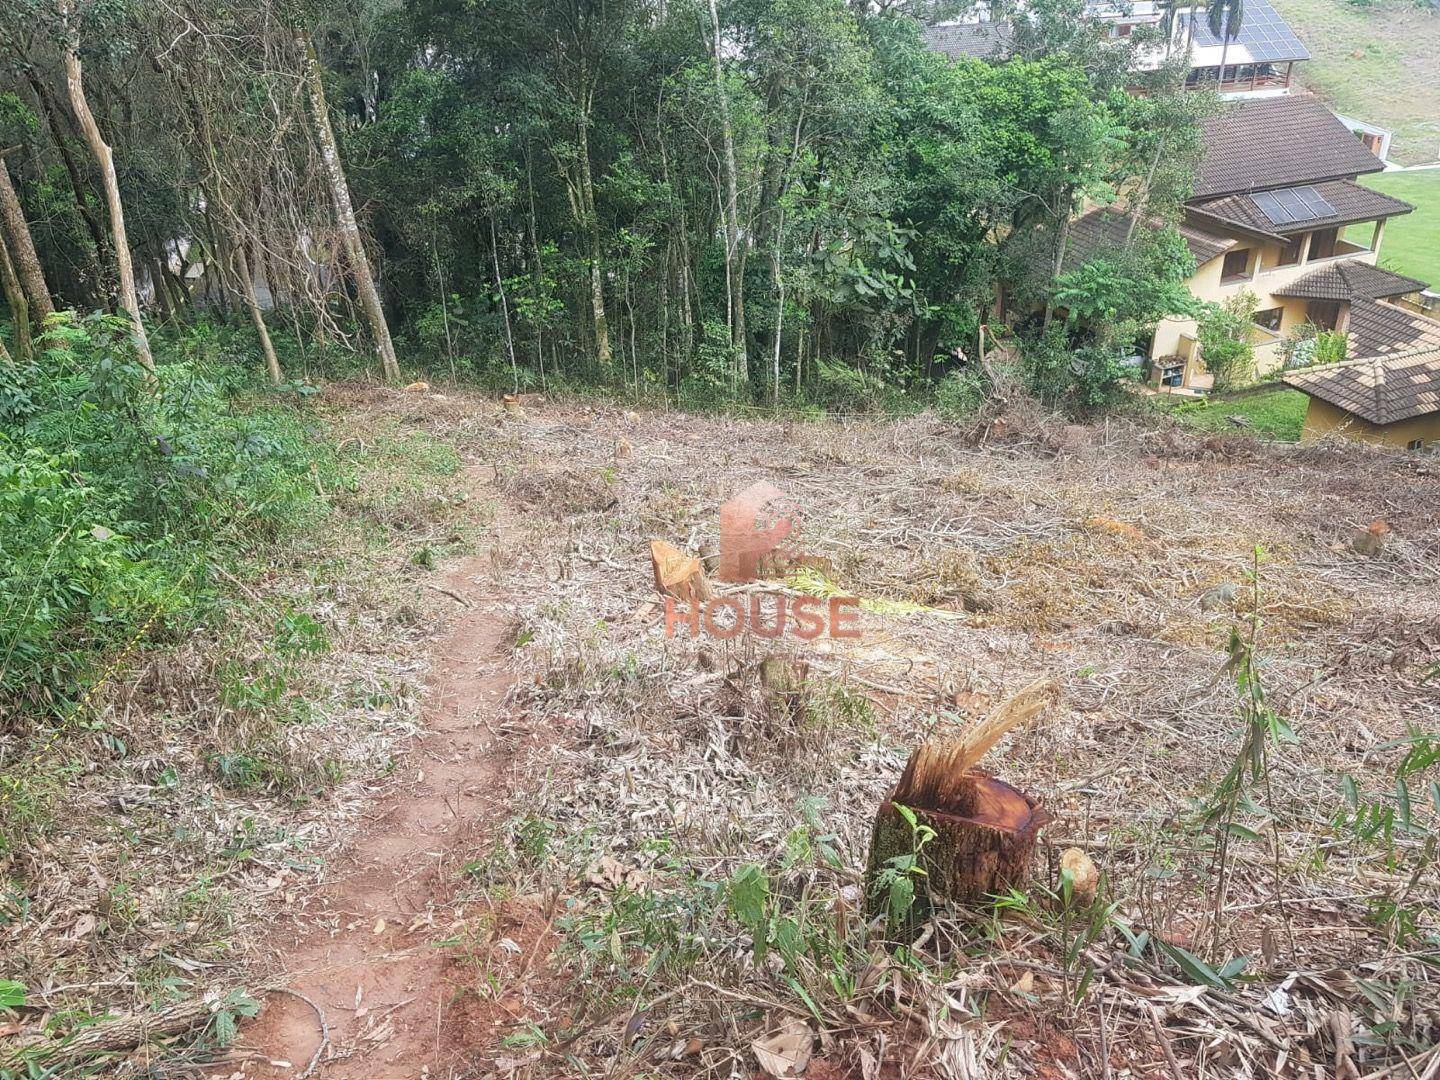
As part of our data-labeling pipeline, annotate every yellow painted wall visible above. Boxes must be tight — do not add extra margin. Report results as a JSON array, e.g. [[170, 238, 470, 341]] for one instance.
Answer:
[[1299, 397, 1440, 448], [1150, 224, 1385, 386]]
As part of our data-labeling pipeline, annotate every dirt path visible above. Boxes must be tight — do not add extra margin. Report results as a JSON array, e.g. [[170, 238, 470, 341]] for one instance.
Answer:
[[234, 471, 517, 1079]]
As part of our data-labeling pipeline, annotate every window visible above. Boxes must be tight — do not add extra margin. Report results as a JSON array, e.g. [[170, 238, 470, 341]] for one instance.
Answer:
[[1309, 228, 1338, 261], [1408, 439, 1425, 451], [1272, 237, 1303, 268], [1253, 307, 1284, 333], [1113, 22, 1133, 36], [1221, 248, 1251, 281]]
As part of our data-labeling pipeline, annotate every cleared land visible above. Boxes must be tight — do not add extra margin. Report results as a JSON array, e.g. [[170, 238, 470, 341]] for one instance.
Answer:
[[464, 396, 1438, 1077], [1271, 0, 1440, 165], [6, 387, 1438, 1077]]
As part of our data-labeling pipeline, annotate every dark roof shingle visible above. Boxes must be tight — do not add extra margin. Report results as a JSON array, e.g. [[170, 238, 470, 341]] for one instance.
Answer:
[[1273, 262, 1427, 302], [1064, 207, 1236, 269], [1193, 95, 1387, 200], [921, 21, 1014, 61], [1190, 179, 1413, 237], [1283, 348, 1440, 426]]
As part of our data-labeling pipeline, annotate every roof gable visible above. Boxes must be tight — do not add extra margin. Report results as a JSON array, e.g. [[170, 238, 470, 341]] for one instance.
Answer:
[[1192, 95, 1386, 201], [1284, 348, 1440, 426]]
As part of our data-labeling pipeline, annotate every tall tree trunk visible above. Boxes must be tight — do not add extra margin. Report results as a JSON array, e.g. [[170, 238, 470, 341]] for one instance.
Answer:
[[297, 30, 400, 383], [490, 216, 519, 392], [0, 156, 55, 324], [0, 233, 33, 362], [235, 245, 282, 384], [25, 70, 109, 300], [1124, 135, 1167, 251], [707, 0, 747, 383], [575, 112, 613, 366], [59, 5, 153, 373], [1041, 191, 1073, 332]]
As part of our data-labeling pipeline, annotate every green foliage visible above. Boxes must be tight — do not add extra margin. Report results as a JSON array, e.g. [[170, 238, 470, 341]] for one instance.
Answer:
[[0, 313, 331, 718], [1200, 549, 1297, 957], [1197, 292, 1260, 391], [869, 803, 936, 936], [933, 368, 989, 421], [1052, 226, 1200, 331], [0, 980, 24, 1010], [1281, 322, 1348, 369], [1165, 387, 1310, 442]]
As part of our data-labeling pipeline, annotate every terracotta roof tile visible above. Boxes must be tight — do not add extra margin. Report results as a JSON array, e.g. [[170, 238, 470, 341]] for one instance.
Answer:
[[1273, 262, 1428, 302], [1284, 347, 1440, 426], [1193, 95, 1386, 200], [1345, 299, 1440, 359], [1190, 179, 1413, 237]]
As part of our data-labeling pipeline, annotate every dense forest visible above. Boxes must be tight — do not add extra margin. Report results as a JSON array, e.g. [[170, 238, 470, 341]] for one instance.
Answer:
[[2, 0, 1209, 407]]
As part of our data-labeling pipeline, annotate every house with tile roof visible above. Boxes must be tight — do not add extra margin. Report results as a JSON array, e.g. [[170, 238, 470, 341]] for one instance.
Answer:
[[922, 0, 1311, 98], [1283, 348, 1440, 449], [1065, 93, 1440, 393]]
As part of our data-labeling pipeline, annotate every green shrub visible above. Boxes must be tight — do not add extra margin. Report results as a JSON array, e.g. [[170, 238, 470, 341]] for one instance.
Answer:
[[1197, 293, 1258, 391], [0, 443, 179, 713], [0, 312, 331, 718], [934, 368, 988, 421]]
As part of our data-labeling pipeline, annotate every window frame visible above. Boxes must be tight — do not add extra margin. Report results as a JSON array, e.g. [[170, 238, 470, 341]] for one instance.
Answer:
[[1253, 307, 1284, 334], [1221, 248, 1252, 282], [1272, 236, 1304, 268]]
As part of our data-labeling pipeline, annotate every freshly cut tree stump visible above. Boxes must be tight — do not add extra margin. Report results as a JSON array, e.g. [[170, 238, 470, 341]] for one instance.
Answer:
[[865, 678, 1056, 924], [867, 772, 1048, 910], [650, 539, 713, 605]]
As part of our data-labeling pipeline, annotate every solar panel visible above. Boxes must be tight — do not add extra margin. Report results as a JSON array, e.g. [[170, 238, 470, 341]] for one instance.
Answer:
[[1179, 0, 1310, 63], [1252, 185, 1338, 227]]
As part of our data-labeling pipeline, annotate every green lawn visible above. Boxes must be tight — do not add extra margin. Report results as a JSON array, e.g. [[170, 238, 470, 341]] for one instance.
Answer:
[[1160, 387, 1311, 442], [1269, 0, 1440, 165], [1353, 170, 1440, 286]]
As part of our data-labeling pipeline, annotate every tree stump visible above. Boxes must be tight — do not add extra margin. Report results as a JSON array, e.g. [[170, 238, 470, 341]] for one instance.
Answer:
[[864, 678, 1056, 928], [650, 538, 713, 605], [866, 771, 1047, 916]]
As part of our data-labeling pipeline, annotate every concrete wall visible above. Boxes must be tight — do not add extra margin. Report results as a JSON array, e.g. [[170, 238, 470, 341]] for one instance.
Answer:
[[1299, 397, 1440, 448]]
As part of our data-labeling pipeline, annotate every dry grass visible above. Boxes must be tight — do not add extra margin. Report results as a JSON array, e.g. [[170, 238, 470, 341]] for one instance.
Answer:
[[452, 396, 1440, 1078], [7, 384, 1437, 1077], [0, 382, 507, 1074]]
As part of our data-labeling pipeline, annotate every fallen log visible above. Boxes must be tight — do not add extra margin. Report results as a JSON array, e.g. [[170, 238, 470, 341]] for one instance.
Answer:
[[865, 678, 1056, 928]]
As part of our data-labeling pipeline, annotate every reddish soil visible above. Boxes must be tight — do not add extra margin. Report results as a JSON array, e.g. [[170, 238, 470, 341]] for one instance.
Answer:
[[232, 472, 523, 1078]]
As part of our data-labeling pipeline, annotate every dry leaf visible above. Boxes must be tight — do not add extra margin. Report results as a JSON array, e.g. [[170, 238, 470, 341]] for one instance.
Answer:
[[752, 1019, 812, 1077], [372, 917, 386, 935]]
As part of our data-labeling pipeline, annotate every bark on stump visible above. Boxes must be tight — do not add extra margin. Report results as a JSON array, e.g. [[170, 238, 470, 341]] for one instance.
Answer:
[[866, 771, 1047, 920], [651, 538, 713, 606], [865, 678, 1056, 928]]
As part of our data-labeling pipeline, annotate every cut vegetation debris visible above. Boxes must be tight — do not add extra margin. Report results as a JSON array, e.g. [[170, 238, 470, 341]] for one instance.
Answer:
[[444, 394, 1438, 1078], [5, 388, 1439, 1077]]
